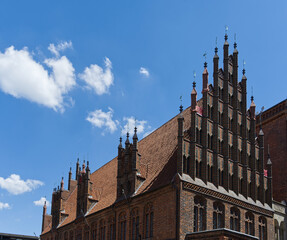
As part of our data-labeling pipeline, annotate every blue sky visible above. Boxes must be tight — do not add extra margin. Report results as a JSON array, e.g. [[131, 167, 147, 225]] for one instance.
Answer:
[[0, 0, 286, 236]]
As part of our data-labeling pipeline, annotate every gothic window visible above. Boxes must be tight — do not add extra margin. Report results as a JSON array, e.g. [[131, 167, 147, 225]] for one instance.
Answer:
[[211, 106, 214, 119], [108, 217, 115, 240], [91, 224, 97, 240], [64, 232, 68, 240], [245, 212, 254, 236], [228, 118, 232, 130], [199, 130, 203, 145], [131, 208, 140, 240], [230, 207, 240, 231], [208, 134, 212, 149], [118, 212, 126, 240], [100, 220, 106, 240], [196, 161, 202, 178], [229, 145, 232, 159], [218, 140, 223, 156], [208, 165, 213, 183], [69, 231, 74, 240], [144, 203, 154, 238], [239, 178, 243, 195], [221, 88, 224, 101], [229, 94, 231, 105], [84, 231, 89, 240], [248, 182, 252, 198], [213, 202, 224, 229], [208, 105, 212, 119], [238, 150, 242, 163], [194, 196, 206, 232], [218, 169, 224, 186], [259, 216, 267, 240], [183, 155, 189, 174], [240, 124, 243, 135], [196, 128, 200, 143]]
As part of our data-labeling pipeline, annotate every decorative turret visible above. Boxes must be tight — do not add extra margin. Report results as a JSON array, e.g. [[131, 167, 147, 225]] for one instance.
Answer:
[[76, 159, 80, 180], [202, 62, 209, 93], [191, 81, 197, 111], [250, 96, 256, 119], [60, 177, 64, 191], [132, 127, 138, 171], [177, 103, 184, 175], [266, 147, 273, 207]]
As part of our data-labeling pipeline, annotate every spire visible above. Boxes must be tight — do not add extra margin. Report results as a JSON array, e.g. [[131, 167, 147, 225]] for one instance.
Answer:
[[214, 37, 219, 56], [133, 127, 138, 141], [233, 33, 238, 51], [125, 132, 130, 147], [76, 158, 80, 180], [191, 80, 197, 110], [202, 60, 209, 92], [250, 96, 256, 119], [60, 177, 64, 191], [81, 160, 86, 174], [224, 26, 229, 44], [86, 161, 90, 180], [118, 137, 122, 148], [68, 167, 72, 191]]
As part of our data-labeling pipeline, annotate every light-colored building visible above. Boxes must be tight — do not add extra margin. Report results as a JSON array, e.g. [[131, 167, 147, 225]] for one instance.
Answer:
[[273, 200, 287, 240]]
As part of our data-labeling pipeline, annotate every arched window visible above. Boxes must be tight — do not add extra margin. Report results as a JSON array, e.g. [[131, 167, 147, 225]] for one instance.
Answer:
[[91, 223, 97, 240], [275, 220, 280, 240], [218, 169, 224, 186], [245, 212, 254, 236], [259, 216, 267, 240], [108, 217, 115, 240], [183, 155, 187, 174], [118, 212, 126, 240], [213, 202, 224, 229], [131, 208, 140, 240], [144, 203, 154, 238], [230, 207, 240, 231], [64, 232, 68, 240], [69, 230, 74, 240], [208, 164, 213, 183], [194, 196, 206, 232], [196, 160, 201, 178], [100, 219, 106, 240]]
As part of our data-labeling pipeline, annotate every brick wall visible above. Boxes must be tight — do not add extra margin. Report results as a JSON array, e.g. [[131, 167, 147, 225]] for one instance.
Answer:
[[256, 100, 287, 202]]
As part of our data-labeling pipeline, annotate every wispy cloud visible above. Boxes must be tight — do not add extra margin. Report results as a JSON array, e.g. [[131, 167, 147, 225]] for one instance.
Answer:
[[0, 174, 44, 195], [0, 45, 76, 112], [86, 107, 119, 134], [79, 57, 114, 95], [0, 202, 10, 210], [48, 41, 73, 58], [34, 197, 50, 207], [121, 116, 149, 135], [139, 67, 149, 77]]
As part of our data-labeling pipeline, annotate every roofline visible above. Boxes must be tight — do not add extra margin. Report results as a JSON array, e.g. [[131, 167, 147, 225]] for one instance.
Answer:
[[0, 233, 39, 239]]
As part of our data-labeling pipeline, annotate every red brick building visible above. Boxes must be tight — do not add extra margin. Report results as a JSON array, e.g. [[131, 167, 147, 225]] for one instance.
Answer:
[[256, 99, 287, 202], [41, 34, 274, 240]]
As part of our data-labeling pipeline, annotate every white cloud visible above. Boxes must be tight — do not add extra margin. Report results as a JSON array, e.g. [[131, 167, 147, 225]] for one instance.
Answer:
[[48, 41, 72, 58], [86, 107, 119, 134], [0, 174, 44, 195], [139, 67, 149, 77], [0, 45, 76, 112], [34, 197, 50, 207], [121, 116, 148, 135], [79, 57, 114, 95], [0, 202, 10, 210]]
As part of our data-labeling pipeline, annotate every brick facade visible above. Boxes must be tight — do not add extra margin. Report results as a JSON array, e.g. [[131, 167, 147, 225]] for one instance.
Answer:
[[41, 35, 274, 240], [256, 99, 287, 202]]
